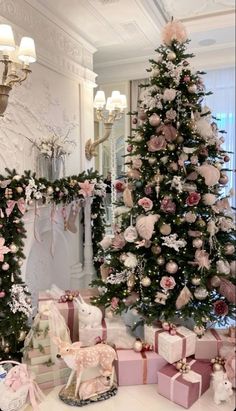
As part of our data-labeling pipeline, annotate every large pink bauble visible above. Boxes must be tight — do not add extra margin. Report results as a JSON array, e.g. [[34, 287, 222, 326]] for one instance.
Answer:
[[2, 263, 9, 271], [219, 174, 229, 185], [192, 238, 203, 248], [138, 110, 147, 121], [224, 243, 235, 255], [166, 260, 178, 274], [188, 84, 197, 93], [149, 113, 161, 127]]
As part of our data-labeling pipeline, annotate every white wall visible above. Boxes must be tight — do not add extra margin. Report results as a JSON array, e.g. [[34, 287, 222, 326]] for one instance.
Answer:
[[0, 0, 97, 295]]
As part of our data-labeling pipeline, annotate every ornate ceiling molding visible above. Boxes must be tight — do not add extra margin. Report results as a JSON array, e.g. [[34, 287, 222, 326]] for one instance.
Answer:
[[0, 0, 97, 85]]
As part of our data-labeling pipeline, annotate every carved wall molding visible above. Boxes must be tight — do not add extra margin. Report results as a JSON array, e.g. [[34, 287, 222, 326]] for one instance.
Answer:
[[0, 0, 97, 84]]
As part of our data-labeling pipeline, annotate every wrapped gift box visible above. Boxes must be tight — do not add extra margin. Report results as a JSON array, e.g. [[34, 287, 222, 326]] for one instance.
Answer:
[[195, 329, 231, 360], [38, 288, 99, 342], [115, 349, 167, 386], [79, 318, 136, 348], [32, 336, 50, 349], [157, 358, 212, 408], [144, 325, 196, 364]]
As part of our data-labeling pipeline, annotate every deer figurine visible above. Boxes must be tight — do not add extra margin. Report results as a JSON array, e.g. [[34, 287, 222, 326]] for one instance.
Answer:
[[53, 336, 117, 398]]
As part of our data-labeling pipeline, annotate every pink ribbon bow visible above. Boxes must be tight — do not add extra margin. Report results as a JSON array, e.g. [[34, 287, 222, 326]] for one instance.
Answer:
[[6, 198, 25, 217], [162, 322, 177, 335]]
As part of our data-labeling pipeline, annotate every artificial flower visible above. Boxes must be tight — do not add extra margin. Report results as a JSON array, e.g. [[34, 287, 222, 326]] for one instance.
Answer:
[[114, 180, 125, 192], [186, 192, 201, 206], [138, 197, 153, 212], [163, 88, 177, 102], [160, 276, 176, 290], [78, 180, 95, 197], [0, 237, 10, 262], [147, 135, 167, 152], [160, 196, 176, 213], [213, 300, 229, 316]]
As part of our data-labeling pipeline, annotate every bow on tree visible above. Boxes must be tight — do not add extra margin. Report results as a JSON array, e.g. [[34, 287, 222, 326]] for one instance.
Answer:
[[6, 198, 25, 217]]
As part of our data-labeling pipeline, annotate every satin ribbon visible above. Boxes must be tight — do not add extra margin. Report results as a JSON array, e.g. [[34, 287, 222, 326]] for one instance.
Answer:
[[6, 198, 25, 217], [140, 351, 147, 384], [210, 329, 223, 355], [34, 200, 42, 242], [50, 203, 57, 257], [170, 359, 202, 401]]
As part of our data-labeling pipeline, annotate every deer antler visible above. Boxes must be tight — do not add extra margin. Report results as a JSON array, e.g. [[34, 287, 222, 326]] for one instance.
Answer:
[[85, 122, 113, 161]]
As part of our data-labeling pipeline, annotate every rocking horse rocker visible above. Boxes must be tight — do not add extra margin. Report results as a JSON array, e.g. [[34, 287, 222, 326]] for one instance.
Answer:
[[53, 336, 118, 406]]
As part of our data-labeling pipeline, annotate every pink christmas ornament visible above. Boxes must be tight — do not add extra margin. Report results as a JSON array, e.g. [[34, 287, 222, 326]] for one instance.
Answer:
[[160, 196, 176, 213], [197, 164, 220, 186], [149, 113, 161, 127], [0, 238, 10, 262], [165, 261, 178, 274], [160, 276, 176, 290], [147, 135, 167, 152], [0, 290, 5, 298], [157, 124, 178, 142], [186, 192, 201, 206], [138, 197, 153, 212], [114, 180, 125, 192]]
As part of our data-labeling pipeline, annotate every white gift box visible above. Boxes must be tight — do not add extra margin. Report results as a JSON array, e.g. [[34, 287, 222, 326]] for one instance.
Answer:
[[144, 325, 196, 364], [79, 317, 136, 348]]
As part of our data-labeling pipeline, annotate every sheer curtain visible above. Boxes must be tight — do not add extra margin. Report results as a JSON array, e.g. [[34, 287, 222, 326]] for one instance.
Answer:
[[204, 67, 235, 207]]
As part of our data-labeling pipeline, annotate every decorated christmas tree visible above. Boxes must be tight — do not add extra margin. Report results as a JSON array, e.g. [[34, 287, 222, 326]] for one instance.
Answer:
[[92, 20, 236, 330]]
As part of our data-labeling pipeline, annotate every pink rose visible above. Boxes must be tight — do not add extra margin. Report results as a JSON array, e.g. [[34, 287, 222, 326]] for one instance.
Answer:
[[160, 196, 176, 214], [147, 135, 166, 152], [157, 124, 177, 142], [213, 300, 228, 316], [127, 145, 133, 152], [114, 180, 125, 192], [132, 158, 143, 169], [183, 75, 191, 83], [186, 192, 201, 206], [160, 276, 176, 290], [138, 197, 153, 211]]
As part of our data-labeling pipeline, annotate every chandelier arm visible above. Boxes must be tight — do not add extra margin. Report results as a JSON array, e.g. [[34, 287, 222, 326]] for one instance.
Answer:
[[85, 122, 113, 161], [1, 60, 9, 85], [5, 67, 31, 87]]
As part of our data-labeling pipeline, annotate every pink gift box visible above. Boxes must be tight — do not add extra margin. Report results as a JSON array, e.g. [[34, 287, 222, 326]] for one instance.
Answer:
[[115, 349, 167, 386], [195, 329, 232, 360], [157, 358, 212, 408]]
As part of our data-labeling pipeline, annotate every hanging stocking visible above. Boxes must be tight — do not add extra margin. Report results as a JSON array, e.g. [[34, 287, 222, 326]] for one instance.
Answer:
[[67, 202, 80, 233]]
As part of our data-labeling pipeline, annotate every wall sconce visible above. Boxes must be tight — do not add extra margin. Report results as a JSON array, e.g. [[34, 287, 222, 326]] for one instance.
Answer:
[[85, 90, 127, 161], [0, 24, 36, 116]]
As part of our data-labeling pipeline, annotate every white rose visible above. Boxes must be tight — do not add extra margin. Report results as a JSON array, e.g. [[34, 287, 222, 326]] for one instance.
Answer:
[[163, 88, 177, 102]]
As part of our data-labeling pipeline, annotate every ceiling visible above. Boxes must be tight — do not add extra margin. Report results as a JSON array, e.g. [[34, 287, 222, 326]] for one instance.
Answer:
[[31, 0, 235, 82]]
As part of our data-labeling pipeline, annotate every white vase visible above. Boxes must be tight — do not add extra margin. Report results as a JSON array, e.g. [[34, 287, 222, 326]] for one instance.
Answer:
[[37, 155, 65, 181]]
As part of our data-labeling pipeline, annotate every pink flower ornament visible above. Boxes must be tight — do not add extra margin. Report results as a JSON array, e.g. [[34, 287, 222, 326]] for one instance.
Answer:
[[160, 276, 176, 290], [147, 135, 166, 152], [160, 196, 176, 214], [79, 180, 95, 197], [138, 197, 153, 212], [186, 192, 201, 206]]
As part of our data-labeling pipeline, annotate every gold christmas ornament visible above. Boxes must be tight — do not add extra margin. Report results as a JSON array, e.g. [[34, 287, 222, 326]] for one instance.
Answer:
[[127, 274, 136, 291], [188, 84, 197, 93], [157, 256, 165, 266], [194, 287, 208, 300], [141, 276, 151, 287], [18, 330, 27, 341], [167, 51, 176, 61], [159, 223, 171, 235], [151, 245, 161, 255], [16, 186, 23, 193], [191, 277, 201, 286]]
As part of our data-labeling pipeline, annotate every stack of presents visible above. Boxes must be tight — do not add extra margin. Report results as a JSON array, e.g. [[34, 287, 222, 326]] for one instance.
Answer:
[[22, 286, 235, 409]]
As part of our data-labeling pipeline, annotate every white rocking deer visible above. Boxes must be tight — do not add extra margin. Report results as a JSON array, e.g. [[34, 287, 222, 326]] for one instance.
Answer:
[[53, 336, 117, 398]]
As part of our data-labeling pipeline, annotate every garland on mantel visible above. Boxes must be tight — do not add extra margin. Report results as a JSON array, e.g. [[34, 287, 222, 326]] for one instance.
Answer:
[[0, 167, 105, 359]]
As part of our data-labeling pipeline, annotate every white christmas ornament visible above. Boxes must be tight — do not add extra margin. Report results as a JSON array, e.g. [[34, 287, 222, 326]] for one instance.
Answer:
[[133, 133, 143, 143], [167, 51, 176, 61], [161, 233, 187, 252], [123, 252, 138, 268], [124, 226, 138, 243], [166, 260, 178, 274], [194, 287, 208, 300]]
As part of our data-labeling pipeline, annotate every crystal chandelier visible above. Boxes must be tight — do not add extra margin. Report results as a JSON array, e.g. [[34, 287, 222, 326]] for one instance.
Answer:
[[85, 90, 127, 160], [0, 24, 36, 116]]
